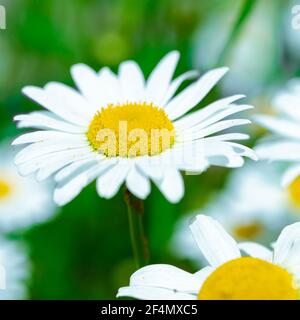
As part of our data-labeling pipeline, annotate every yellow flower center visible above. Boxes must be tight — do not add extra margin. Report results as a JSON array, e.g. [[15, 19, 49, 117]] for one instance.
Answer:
[[198, 257, 299, 300], [87, 102, 175, 157], [0, 179, 11, 199], [287, 176, 300, 207], [233, 222, 263, 240]]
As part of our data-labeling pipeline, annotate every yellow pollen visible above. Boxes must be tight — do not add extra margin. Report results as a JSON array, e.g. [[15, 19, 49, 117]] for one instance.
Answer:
[[87, 102, 175, 157], [233, 222, 263, 240], [198, 257, 299, 300], [287, 176, 300, 207], [0, 179, 11, 199]]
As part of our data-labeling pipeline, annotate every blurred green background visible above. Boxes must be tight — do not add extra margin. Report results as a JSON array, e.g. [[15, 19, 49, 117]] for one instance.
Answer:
[[0, 0, 298, 299]]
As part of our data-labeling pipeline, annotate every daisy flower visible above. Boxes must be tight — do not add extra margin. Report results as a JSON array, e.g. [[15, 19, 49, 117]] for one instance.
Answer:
[[172, 162, 300, 266], [255, 79, 300, 194], [0, 144, 56, 232], [0, 237, 30, 300], [192, 0, 277, 96], [117, 215, 300, 300], [13, 51, 256, 206]]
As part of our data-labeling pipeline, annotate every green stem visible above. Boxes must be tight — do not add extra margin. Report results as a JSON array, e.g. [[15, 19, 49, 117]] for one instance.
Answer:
[[217, 0, 258, 66], [124, 188, 149, 269]]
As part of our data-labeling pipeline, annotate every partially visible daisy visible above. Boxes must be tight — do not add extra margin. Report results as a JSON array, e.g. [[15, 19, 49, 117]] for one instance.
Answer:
[[284, 0, 300, 64], [118, 215, 300, 300], [255, 79, 300, 194], [0, 144, 56, 232], [192, 0, 278, 96], [0, 237, 30, 300], [172, 162, 300, 265], [13, 51, 256, 206]]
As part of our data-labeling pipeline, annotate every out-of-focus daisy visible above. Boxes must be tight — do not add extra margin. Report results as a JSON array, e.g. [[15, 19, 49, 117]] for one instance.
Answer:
[[285, 0, 300, 64], [192, 0, 279, 96], [13, 51, 256, 206], [172, 162, 300, 265], [255, 79, 300, 196], [118, 215, 300, 300], [0, 238, 30, 300], [0, 144, 56, 232]]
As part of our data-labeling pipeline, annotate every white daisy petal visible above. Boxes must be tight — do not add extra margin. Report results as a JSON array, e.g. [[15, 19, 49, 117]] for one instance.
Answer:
[[165, 67, 229, 121], [96, 160, 131, 199], [204, 133, 250, 142], [255, 115, 300, 139], [71, 63, 105, 108], [203, 141, 257, 168], [189, 215, 241, 267], [154, 168, 184, 203], [36, 158, 77, 182], [281, 164, 300, 187], [221, 142, 257, 160], [71, 64, 120, 108], [273, 222, 300, 266], [255, 140, 300, 161], [185, 104, 253, 133], [160, 70, 199, 106], [97, 67, 121, 105], [44, 82, 95, 116], [117, 263, 205, 300], [36, 153, 99, 182], [146, 51, 180, 105], [14, 112, 86, 133], [178, 119, 251, 144], [187, 119, 251, 140], [194, 266, 214, 287], [167, 141, 209, 173], [136, 157, 164, 180], [119, 61, 145, 102], [125, 165, 150, 199], [207, 154, 244, 168], [22, 86, 89, 126], [117, 286, 196, 300], [17, 147, 93, 176], [174, 94, 245, 130], [54, 160, 115, 206], [12, 131, 84, 145], [278, 241, 300, 278], [194, 267, 214, 277], [54, 158, 98, 182], [126, 264, 201, 293], [14, 138, 88, 164], [239, 242, 273, 261], [71, 63, 101, 107], [274, 92, 300, 121]]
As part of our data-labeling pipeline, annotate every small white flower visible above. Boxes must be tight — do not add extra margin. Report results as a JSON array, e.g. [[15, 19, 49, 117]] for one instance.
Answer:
[[118, 215, 300, 300], [172, 162, 300, 265], [0, 144, 56, 232], [255, 79, 300, 191], [13, 51, 256, 206], [0, 237, 30, 300]]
